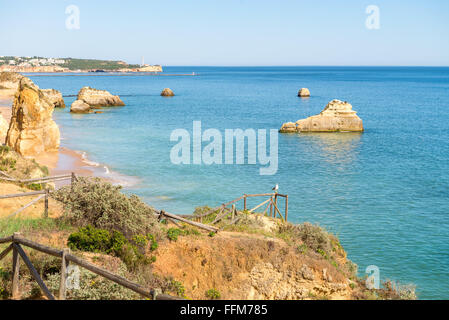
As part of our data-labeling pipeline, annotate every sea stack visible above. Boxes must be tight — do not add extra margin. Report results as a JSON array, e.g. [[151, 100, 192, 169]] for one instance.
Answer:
[[77, 87, 125, 107], [298, 88, 310, 97], [41, 89, 66, 108], [280, 99, 364, 133], [161, 88, 174, 96], [6, 77, 60, 156], [70, 100, 92, 113]]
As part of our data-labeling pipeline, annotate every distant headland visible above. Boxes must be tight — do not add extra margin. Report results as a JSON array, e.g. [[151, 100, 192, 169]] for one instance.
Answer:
[[0, 56, 162, 73]]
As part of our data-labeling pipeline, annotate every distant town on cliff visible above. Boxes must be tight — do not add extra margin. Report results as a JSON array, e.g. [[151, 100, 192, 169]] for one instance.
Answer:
[[0, 56, 162, 73]]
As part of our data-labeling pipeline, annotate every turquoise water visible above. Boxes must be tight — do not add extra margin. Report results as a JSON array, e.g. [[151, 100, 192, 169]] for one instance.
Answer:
[[30, 67, 449, 299]]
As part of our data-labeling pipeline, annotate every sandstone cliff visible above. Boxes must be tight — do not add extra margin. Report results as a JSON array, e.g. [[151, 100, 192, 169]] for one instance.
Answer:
[[70, 99, 92, 113], [0, 72, 24, 90], [5, 77, 60, 156], [41, 89, 66, 108], [0, 113, 8, 143], [137, 65, 163, 72], [280, 99, 364, 133], [76, 87, 125, 107]]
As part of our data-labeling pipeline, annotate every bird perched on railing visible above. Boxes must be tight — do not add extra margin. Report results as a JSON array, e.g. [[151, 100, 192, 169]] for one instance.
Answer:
[[272, 184, 279, 193]]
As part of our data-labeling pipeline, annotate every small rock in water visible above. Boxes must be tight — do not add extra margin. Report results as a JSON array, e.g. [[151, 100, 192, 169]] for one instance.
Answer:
[[298, 88, 310, 97], [161, 88, 175, 97], [70, 99, 92, 114]]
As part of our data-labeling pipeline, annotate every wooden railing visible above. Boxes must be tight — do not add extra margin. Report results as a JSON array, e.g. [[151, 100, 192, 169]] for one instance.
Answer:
[[0, 233, 180, 300], [191, 192, 289, 224], [0, 172, 76, 218]]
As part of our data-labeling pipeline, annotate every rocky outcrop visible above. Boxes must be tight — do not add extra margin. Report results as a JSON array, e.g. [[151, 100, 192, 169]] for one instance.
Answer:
[[280, 99, 364, 133], [161, 88, 174, 97], [77, 87, 125, 107], [0, 65, 68, 73], [41, 89, 65, 108], [0, 113, 8, 143], [298, 88, 310, 97], [0, 72, 24, 90], [70, 100, 92, 113], [137, 65, 163, 72], [5, 77, 60, 156]]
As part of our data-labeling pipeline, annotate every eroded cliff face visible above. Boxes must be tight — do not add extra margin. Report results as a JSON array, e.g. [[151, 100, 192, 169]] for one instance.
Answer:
[[0, 113, 8, 143], [6, 77, 60, 156], [280, 99, 364, 133], [41, 89, 66, 108], [152, 228, 355, 300]]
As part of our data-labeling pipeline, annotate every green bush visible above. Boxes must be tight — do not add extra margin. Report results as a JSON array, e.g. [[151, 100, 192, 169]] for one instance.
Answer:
[[170, 280, 186, 298], [27, 183, 43, 191], [67, 225, 153, 270], [147, 234, 158, 251], [167, 228, 182, 241], [278, 222, 336, 258], [205, 288, 221, 299], [0, 146, 10, 155], [53, 177, 161, 238], [68, 225, 115, 253]]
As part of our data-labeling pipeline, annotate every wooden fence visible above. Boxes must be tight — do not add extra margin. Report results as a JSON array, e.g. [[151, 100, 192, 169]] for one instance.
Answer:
[[0, 172, 76, 219], [0, 233, 180, 300], [191, 192, 289, 224]]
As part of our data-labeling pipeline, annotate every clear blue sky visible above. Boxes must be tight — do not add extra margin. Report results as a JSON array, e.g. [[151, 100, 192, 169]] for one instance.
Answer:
[[1, 0, 448, 66]]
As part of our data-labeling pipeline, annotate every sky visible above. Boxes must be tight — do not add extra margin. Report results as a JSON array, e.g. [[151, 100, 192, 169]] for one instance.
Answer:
[[0, 0, 448, 66]]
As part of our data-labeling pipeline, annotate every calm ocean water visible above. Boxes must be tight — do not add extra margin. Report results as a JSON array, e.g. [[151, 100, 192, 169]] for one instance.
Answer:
[[30, 67, 449, 299]]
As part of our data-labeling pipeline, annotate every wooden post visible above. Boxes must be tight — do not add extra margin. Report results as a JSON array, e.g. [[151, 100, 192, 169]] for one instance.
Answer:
[[71, 172, 76, 191], [243, 195, 247, 211], [285, 195, 288, 221], [59, 248, 70, 300], [44, 188, 49, 218], [231, 204, 235, 220], [274, 194, 278, 218], [158, 210, 165, 222], [12, 233, 20, 300], [269, 198, 273, 217]]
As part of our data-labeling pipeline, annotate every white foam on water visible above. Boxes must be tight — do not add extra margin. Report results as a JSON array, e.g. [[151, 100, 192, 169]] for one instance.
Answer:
[[75, 149, 141, 188]]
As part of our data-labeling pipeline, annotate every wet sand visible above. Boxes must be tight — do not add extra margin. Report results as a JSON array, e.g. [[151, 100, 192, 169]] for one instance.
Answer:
[[0, 90, 139, 188], [0, 94, 97, 182]]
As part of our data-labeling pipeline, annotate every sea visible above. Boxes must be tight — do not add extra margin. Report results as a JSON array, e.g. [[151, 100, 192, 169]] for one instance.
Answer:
[[29, 66, 449, 299]]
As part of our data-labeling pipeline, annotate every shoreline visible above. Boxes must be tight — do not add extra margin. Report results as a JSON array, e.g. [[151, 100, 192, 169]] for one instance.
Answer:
[[0, 91, 138, 188]]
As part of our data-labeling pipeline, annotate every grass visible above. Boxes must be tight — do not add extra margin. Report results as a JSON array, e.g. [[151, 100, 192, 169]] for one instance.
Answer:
[[0, 217, 72, 238]]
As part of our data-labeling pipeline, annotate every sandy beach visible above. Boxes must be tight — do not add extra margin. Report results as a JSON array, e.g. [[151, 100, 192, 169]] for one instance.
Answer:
[[0, 91, 97, 180]]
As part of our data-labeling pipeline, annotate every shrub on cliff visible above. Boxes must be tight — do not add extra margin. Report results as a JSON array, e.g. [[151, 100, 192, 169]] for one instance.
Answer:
[[46, 264, 140, 300], [53, 177, 161, 238], [67, 225, 158, 270], [277, 222, 338, 259]]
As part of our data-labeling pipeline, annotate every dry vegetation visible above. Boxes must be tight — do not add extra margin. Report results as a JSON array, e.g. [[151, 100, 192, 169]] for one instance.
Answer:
[[0, 169, 417, 300]]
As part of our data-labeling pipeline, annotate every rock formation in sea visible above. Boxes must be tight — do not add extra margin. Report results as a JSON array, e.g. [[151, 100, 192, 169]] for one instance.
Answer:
[[280, 99, 364, 133], [77, 87, 125, 107], [298, 88, 310, 97], [161, 88, 175, 96], [70, 100, 92, 113], [5, 77, 60, 156], [0, 72, 24, 90], [41, 89, 66, 108]]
